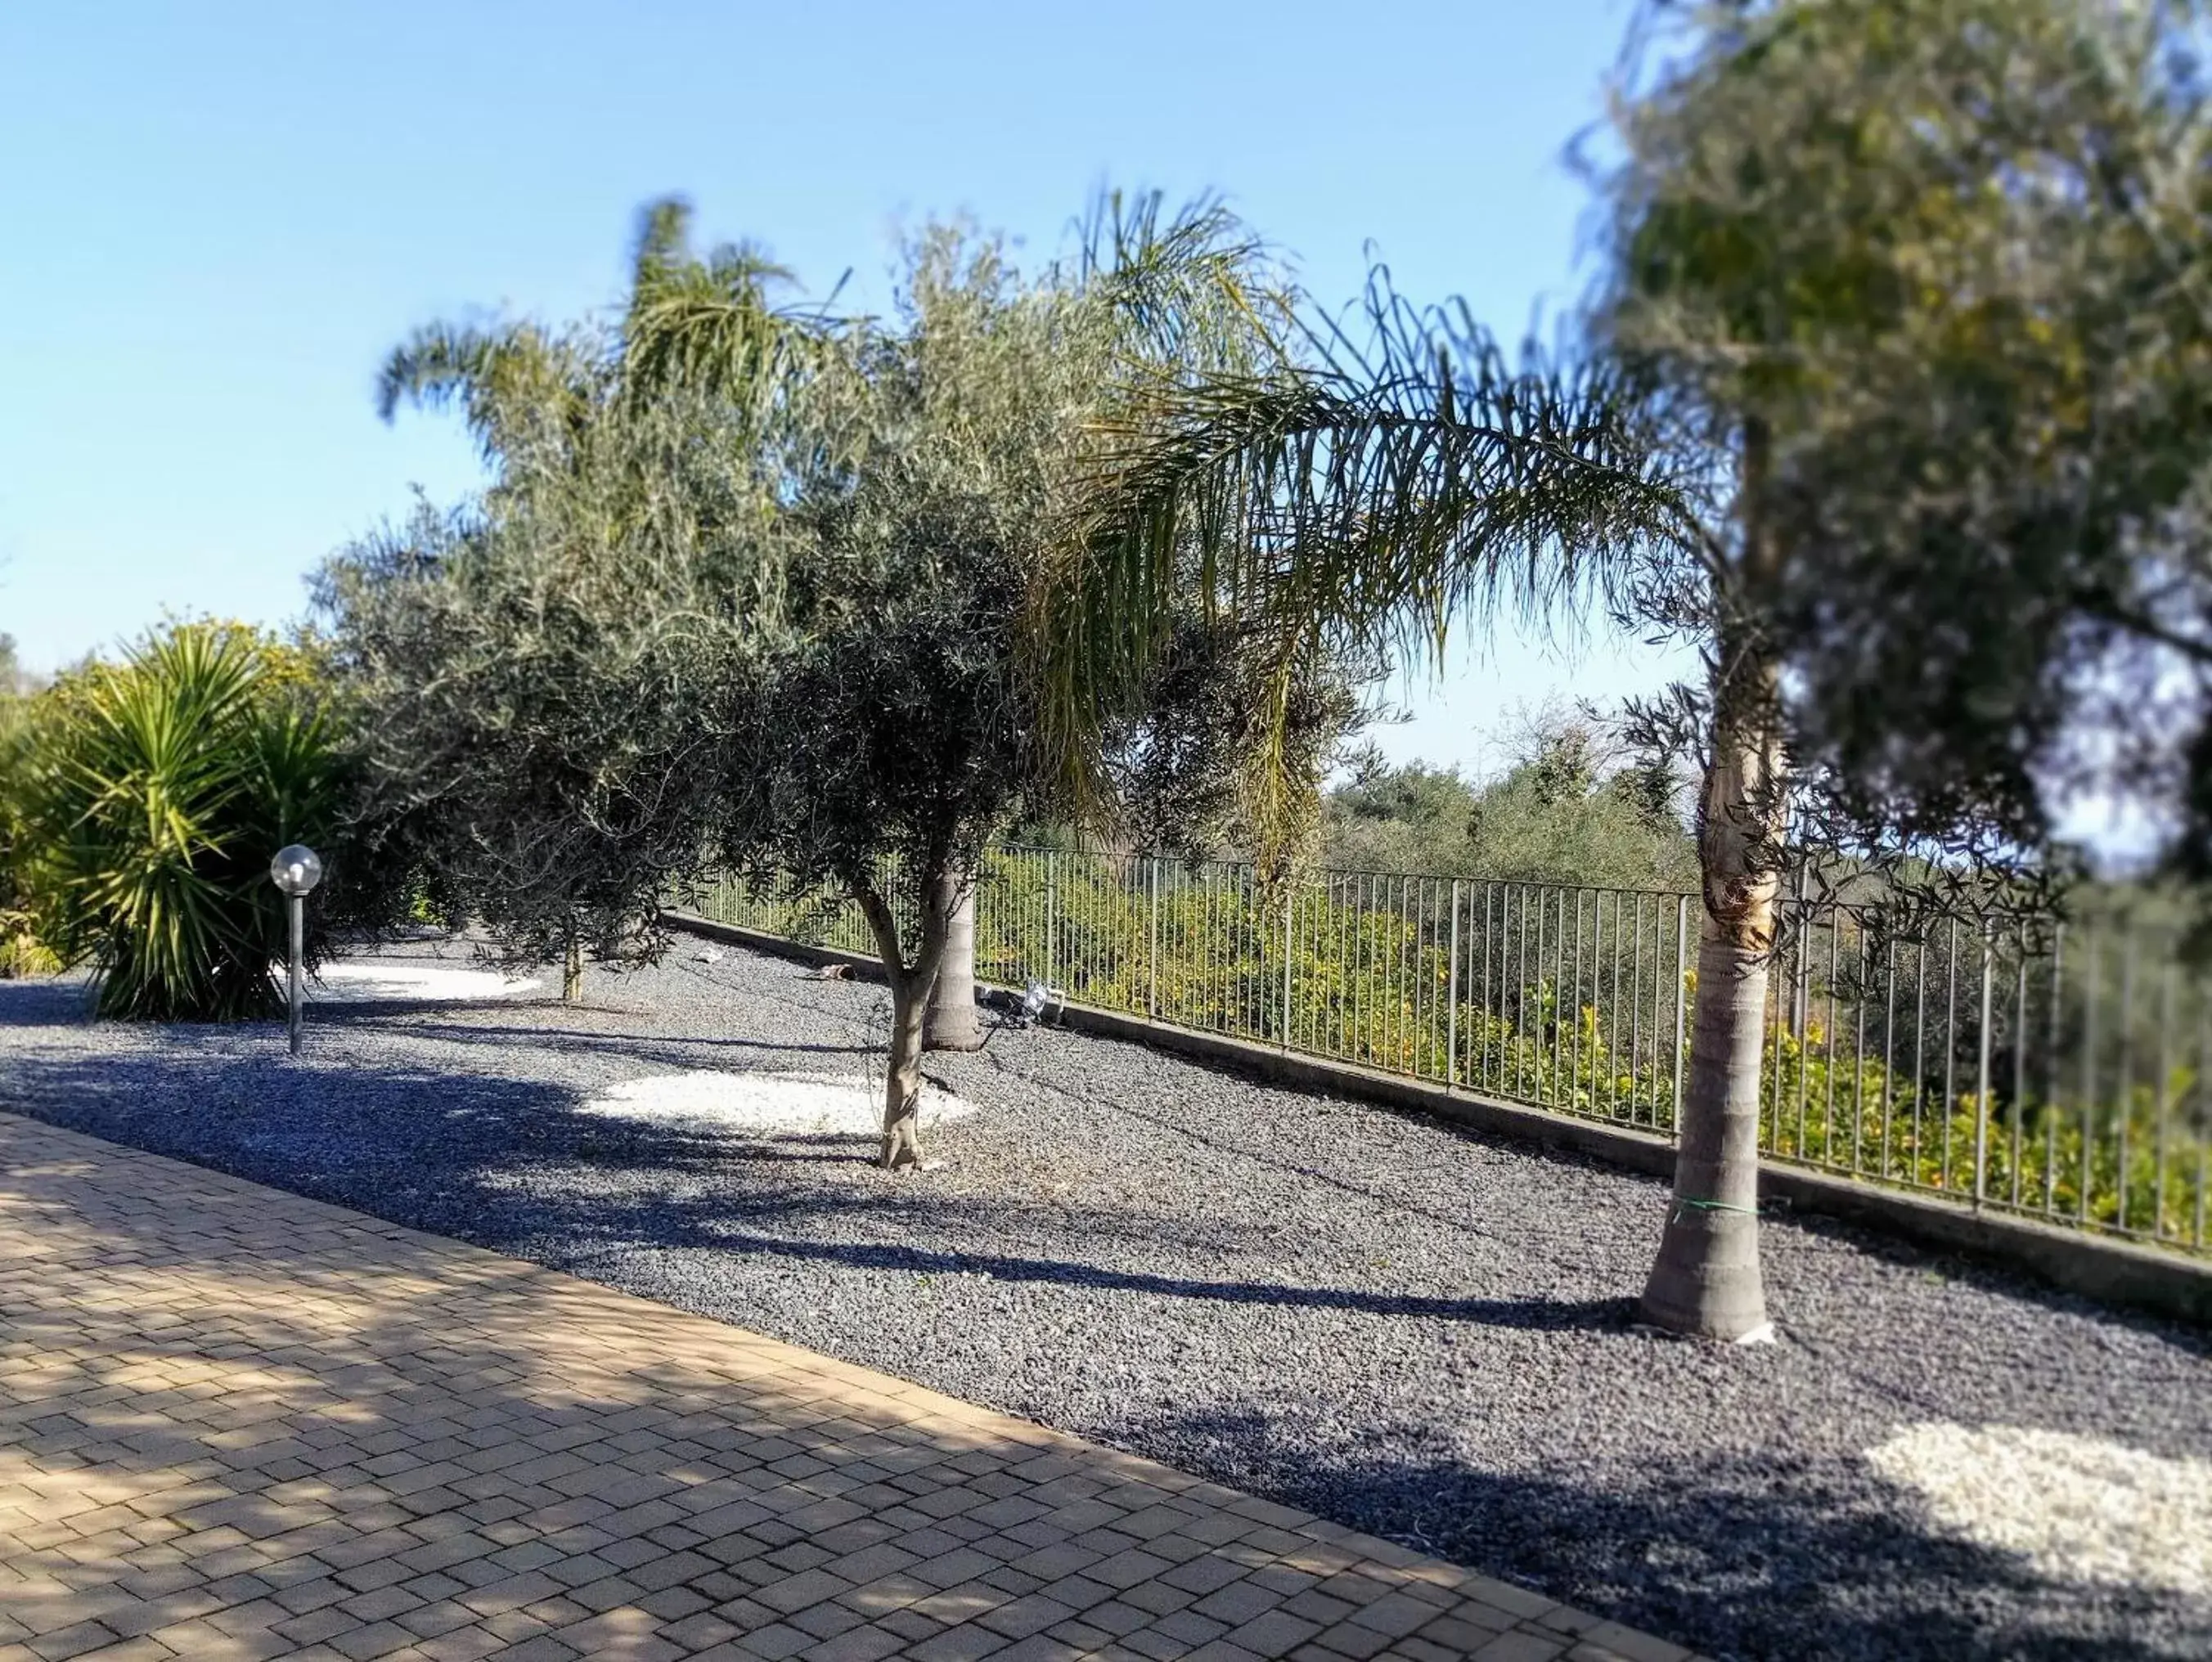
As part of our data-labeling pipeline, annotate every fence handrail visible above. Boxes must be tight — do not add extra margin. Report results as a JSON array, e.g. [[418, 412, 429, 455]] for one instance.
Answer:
[[701, 849, 2210, 1261], [993, 842, 1705, 903]]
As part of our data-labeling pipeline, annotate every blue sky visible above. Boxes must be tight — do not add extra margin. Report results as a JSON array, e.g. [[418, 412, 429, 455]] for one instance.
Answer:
[[0, 0, 1693, 776]]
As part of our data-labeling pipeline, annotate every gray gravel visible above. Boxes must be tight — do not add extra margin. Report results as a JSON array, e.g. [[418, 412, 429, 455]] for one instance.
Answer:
[[4, 937, 2210, 1662]]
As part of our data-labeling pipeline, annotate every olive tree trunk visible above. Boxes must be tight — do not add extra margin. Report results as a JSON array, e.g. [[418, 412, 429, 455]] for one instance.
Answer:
[[881, 972, 931, 1169], [562, 935, 583, 1003], [924, 877, 983, 1051], [854, 866, 959, 1170]]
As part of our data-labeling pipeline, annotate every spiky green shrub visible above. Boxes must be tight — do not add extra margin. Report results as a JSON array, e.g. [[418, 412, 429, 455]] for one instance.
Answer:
[[0, 681, 59, 978], [22, 622, 345, 1019]]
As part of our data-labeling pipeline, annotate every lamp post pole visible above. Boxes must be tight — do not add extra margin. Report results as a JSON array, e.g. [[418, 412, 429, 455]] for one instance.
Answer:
[[288, 892, 305, 1054], [270, 845, 323, 1057]]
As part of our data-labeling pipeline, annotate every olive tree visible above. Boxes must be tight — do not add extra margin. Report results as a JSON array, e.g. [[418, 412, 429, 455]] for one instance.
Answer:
[[653, 205, 1311, 1166], [360, 194, 1312, 1165], [323, 209, 801, 997]]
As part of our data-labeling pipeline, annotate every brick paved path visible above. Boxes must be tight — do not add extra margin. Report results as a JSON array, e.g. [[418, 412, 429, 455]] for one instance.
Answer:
[[0, 1114, 1695, 1662]]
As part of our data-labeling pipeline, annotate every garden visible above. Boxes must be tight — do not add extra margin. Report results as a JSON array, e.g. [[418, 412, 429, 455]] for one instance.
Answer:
[[5, 3, 2212, 1659]]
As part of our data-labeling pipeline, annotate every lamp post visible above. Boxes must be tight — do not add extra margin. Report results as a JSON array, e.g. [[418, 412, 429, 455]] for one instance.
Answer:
[[269, 845, 323, 1056]]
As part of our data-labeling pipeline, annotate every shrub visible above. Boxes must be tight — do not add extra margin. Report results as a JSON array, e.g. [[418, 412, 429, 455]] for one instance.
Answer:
[[20, 622, 346, 1019], [0, 685, 57, 978]]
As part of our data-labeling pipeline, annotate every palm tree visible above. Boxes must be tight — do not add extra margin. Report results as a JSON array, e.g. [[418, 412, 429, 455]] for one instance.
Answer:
[[1032, 281, 1790, 1340], [1045, 0, 2208, 1341]]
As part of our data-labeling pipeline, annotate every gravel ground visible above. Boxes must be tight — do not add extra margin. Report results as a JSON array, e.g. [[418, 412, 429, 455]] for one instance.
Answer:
[[4, 937, 2210, 1662]]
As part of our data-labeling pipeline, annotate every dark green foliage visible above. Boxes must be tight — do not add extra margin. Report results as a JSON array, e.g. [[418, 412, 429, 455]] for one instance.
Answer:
[[1602, 0, 2212, 894], [1108, 619, 1369, 865], [321, 482, 757, 986]]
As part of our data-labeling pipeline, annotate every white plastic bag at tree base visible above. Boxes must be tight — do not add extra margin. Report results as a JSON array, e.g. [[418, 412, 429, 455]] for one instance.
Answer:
[[693, 946, 724, 964]]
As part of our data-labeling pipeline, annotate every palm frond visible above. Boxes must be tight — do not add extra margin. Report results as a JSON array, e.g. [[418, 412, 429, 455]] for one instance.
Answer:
[[377, 321, 592, 467], [1070, 188, 1295, 375], [1038, 272, 1694, 859], [619, 194, 826, 433]]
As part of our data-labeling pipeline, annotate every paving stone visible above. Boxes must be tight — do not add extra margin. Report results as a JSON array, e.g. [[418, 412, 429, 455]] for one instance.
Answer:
[[0, 1116, 1696, 1662]]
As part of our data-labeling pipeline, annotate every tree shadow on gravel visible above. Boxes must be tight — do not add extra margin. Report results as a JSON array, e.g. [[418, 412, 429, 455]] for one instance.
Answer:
[[8, 974, 2206, 1368], [0, 1022, 1630, 1335], [8, 977, 2210, 1662], [960, 1019, 2212, 1365], [584, 1223, 1639, 1329], [1135, 1406, 2211, 1662]]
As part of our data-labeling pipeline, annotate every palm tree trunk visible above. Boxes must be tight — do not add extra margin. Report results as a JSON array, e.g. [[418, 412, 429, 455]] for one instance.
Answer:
[[924, 876, 983, 1051], [1639, 730, 1780, 1341], [1643, 424, 1783, 1342]]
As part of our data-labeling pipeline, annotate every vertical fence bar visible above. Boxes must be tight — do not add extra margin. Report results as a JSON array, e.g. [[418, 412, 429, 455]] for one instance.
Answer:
[[1766, 903, 1787, 1152], [1910, 938, 1927, 1183], [2119, 926, 2135, 1233], [1446, 878, 1462, 1089], [1487, 883, 1498, 1092], [1628, 898, 1645, 1120], [1796, 917, 1814, 1159], [2046, 923, 2064, 1218], [1571, 890, 1586, 1116], [2157, 959, 2174, 1242], [1823, 922, 1841, 1168], [1045, 850, 1059, 993], [1672, 895, 1688, 1139], [1591, 892, 1606, 1114], [1147, 856, 1159, 1021], [1882, 936, 1897, 1182], [1548, 890, 1563, 1107], [2011, 946, 2028, 1211], [1850, 917, 1867, 1175], [2083, 922, 2098, 1224], [1974, 932, 1994, 1207], [1942, 919, 1959, 1193]]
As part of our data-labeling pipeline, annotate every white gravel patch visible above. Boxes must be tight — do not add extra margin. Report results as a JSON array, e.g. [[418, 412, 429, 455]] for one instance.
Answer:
[[1868, 1422, 2212, 1597], [580, 1068, 977, 1137], [306, 964, 542, 1002]]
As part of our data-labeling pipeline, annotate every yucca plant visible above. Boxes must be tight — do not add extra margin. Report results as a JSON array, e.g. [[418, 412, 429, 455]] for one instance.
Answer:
[[24, 622, 345, 1019]]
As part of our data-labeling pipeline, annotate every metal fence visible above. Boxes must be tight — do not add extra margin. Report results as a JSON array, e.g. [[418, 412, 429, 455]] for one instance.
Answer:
[[698, 847, 2211, 1259]]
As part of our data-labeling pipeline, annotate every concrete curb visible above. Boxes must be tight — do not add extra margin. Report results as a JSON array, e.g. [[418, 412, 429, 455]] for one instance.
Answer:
[[663, 908, 2212, 1330]]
